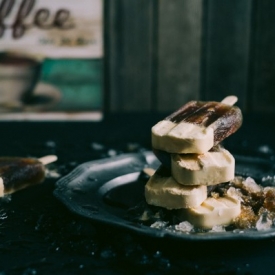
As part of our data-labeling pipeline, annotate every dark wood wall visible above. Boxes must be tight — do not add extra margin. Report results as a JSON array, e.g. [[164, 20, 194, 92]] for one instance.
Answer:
[[104, 0, 275, 113]]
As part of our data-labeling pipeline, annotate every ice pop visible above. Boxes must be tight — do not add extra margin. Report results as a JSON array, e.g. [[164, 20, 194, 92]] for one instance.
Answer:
[[178, 196, 241, 228], [151, 96, 242, 154], [171, 146, 235, 186], [0, 155, 57, 196], [145, 166, 207, 210]]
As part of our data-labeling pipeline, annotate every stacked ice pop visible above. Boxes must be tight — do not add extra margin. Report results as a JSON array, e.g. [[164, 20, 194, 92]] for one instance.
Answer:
[[145, 96, 243, 228]]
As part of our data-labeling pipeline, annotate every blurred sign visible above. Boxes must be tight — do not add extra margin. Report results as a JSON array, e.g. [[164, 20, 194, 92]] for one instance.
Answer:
[[0, 0, 103, 58], [0, 0, 103, 121]]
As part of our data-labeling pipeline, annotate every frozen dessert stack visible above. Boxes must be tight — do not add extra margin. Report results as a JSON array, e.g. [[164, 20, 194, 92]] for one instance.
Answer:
[[145, 96, 243, 228]]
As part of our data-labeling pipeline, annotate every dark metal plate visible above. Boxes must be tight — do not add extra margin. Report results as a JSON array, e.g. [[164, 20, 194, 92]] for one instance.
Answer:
[[54, 152, 275, 241]]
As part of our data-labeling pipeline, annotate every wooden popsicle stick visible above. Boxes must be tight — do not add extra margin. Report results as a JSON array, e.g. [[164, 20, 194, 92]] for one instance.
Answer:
[[221, 95, 238, 106], [0, 177, 4, 197], [143, 168, 156, 177], [39, 155, 58, 165]]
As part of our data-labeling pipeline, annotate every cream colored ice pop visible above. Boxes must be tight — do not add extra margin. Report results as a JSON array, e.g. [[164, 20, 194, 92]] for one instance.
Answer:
[[145, 166, 207, 210], [152, 96, 242, 154], [179, 196, 241, 228], [171, 146, 235, 186]]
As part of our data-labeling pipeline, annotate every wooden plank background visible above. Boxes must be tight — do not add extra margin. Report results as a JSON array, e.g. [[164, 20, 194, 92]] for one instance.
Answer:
[[201, 0, 252, 110], [157, 0, 202, 112], [104, 0, 275, 114], [104, 0, 155, 112], [249, 0, 275, 113]]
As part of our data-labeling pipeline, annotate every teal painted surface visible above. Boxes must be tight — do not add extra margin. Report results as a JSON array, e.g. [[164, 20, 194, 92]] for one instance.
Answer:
[[41, 59, 103, 111]]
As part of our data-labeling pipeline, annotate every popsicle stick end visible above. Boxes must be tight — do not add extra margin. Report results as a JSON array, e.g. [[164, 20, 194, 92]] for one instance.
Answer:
[[221, 96, 238, 106], [39, 155, 58, 165]]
